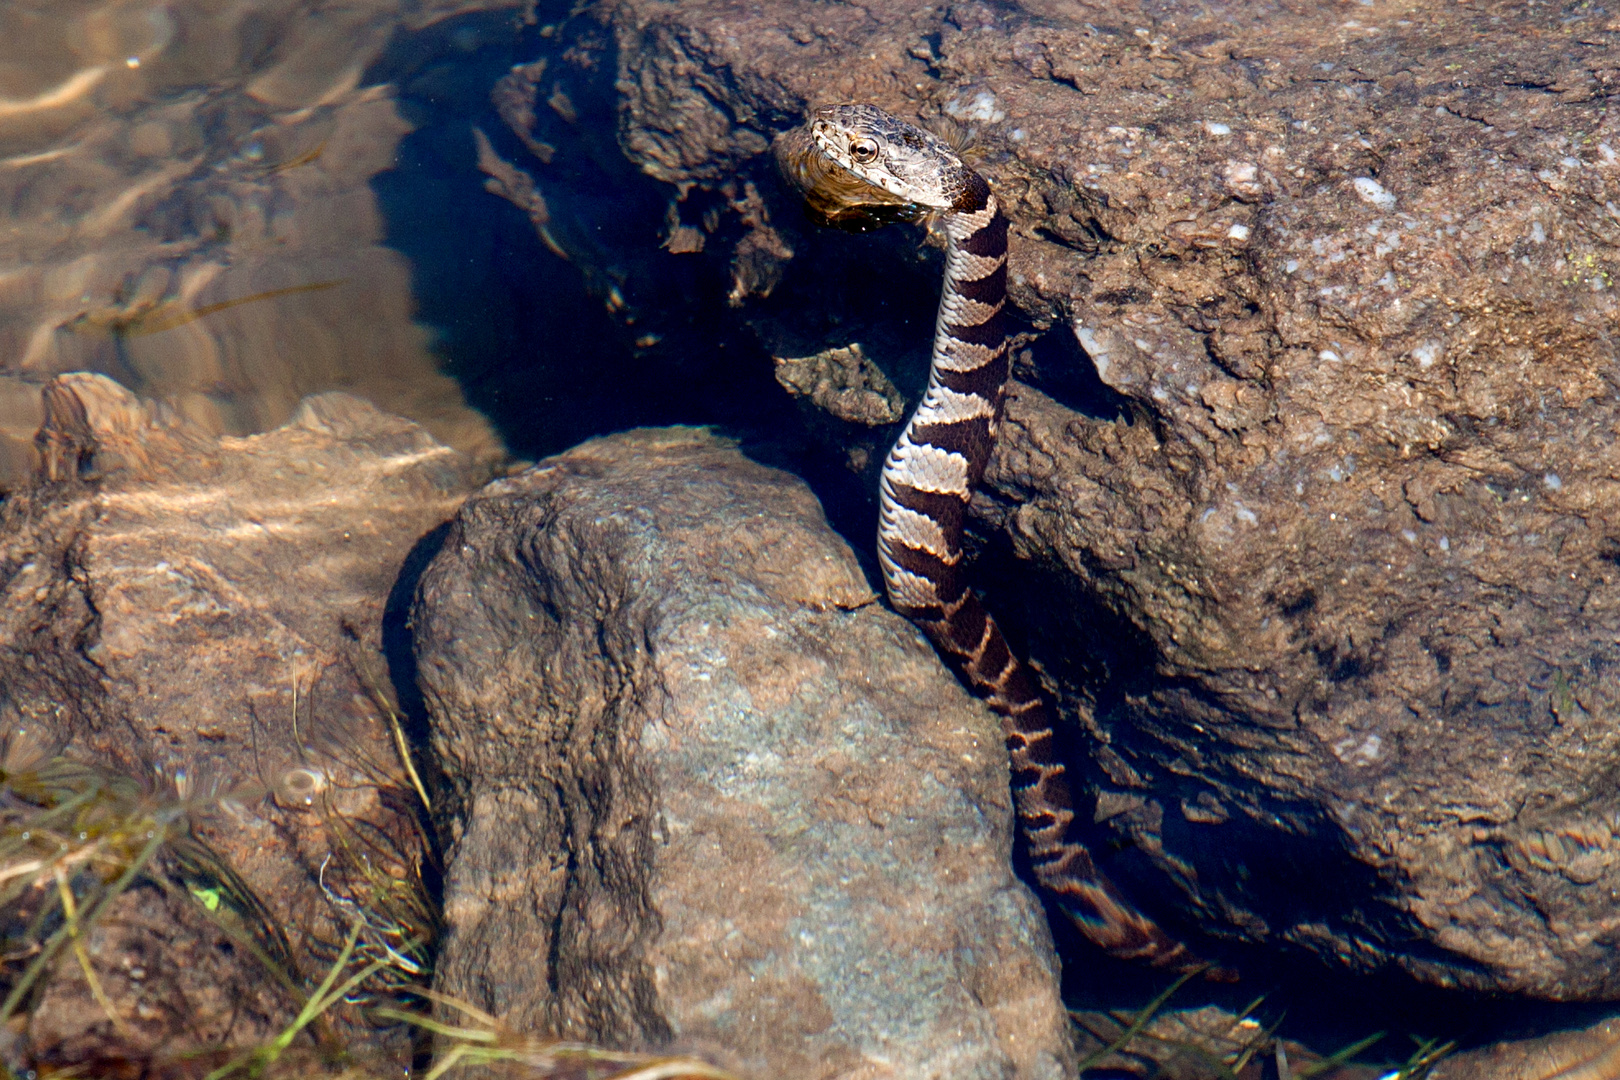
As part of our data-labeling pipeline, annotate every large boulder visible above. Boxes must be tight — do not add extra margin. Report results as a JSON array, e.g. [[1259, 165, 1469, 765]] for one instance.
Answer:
[[0, 373, 486, 1072], [490, 0, 1620, 997], [411, 427, 1074, 1080]]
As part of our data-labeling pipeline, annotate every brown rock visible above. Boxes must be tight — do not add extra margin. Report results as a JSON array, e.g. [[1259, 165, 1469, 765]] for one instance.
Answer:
[[774, 343, 905, 426], [411, 428, 1074, 1079], [1436, 1014, 1620, 1080], [23, 884, 290, 1074], [0, 373, 487, 1071], [499, 0, 1620, 998]]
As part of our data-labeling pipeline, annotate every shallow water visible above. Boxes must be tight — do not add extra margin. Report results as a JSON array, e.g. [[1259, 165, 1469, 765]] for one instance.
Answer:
[[3, 0, 1619, 1076], [0, 0, 531, 486]]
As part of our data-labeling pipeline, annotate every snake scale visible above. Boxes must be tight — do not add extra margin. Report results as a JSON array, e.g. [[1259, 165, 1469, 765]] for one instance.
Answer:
[[781, 104, 1206, 972]]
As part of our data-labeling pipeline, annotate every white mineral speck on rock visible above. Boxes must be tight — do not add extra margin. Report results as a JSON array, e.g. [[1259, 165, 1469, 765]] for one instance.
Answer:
[[1412, 341, 1441, 368], [1074, 324, 1112, 382], [1352, 177, 1397, 209], [1439, 535, 1450, 552], [1531, 221, 1546, 243], [1205, 121, 1231, 136], [1319, 349, 1340, 362], [1545, 473, 1563, 491], [1228, 224, 1251, 240]]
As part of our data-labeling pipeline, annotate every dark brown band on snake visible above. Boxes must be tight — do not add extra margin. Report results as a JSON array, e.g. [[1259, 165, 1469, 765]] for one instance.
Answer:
[[781, 104, 1223, 975]]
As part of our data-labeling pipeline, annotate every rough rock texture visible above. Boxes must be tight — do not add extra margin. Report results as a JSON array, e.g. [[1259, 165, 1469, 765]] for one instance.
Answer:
[[774, 343, 905, 427], [412, 427, 1074, 1080], [21, 882, 293, 1075], [0, 373, 485, 1070], [1065, 997, 1620, 1080], [494, 0, 1620, 997]]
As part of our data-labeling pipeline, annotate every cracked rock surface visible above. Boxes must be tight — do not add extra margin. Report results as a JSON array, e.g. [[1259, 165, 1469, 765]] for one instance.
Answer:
[[411, 427, 1073, 1080], [500, 0, 1620, 997]]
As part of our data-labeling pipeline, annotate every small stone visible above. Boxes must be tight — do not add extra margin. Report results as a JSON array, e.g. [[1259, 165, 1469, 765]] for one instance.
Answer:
[[774, 343, 905, 426]]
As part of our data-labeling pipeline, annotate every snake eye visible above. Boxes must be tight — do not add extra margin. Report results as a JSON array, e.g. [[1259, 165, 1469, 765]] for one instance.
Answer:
[[849, 137, 879, 163]]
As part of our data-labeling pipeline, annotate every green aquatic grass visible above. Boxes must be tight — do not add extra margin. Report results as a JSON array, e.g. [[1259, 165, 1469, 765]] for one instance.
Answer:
[[0, 722, 1452, 1080], [374, 994, 738, 1080], [1389, 1036, 1457, 1080], [1074, 966, 1210, 1074], [1070, 967, 1456, 1080], [203, 919, 403, 1080], [0, 735, 740, 1080], [0, 757, 193, 1027], [0, 730, 423, 1072]]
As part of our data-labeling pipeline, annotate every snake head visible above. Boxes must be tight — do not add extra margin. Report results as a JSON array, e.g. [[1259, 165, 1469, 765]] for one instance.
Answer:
[[808, 104, 978, 212]]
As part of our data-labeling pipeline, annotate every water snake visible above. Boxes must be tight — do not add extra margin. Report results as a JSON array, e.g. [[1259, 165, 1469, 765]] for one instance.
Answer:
[[780, 103, 1205, 971]]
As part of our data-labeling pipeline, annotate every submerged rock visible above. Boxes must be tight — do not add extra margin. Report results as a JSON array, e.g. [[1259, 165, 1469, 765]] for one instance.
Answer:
[[1437, 1015, 1620, 1080], [0, 373, 486, 1071], [773, 342, 905, 426], [504, 0, 1620, 997], [411, 427, 1073, 1079]]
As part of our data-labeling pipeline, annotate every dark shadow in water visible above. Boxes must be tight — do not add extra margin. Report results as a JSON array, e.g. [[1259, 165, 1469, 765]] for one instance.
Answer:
[[365, 9, 665, 457], [364, 4, 1615, 1066], [362, 3, 948, 575], [1055, 904, 1619, 1068], [361, 5, 893, 547], [380, 520, 449, 736], [1017, 314, 1133, 422]]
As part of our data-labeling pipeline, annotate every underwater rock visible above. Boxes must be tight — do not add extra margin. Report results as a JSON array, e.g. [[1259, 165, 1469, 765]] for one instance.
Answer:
[[773, 343, 904, 427], [411, 427, 1074, 1080], [0, 375, 43, 494], [534, 0, 1620, 997], [1434, 1014, 1620, 1080], [0, 373, 486, 1071], [22, 880, 293, 1073]]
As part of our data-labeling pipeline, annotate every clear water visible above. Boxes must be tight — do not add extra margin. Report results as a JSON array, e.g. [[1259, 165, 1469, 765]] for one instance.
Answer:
[[0, 0, 903, 502], [1, 0, 1614, 1074]]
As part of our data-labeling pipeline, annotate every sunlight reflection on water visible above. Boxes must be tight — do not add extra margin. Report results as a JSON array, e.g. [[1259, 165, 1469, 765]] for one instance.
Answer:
[[0, 0, 527, 488]]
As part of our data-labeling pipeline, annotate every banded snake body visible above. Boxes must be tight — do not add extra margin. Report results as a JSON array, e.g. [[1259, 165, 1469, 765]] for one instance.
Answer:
[[781, 103, 1208, 972]]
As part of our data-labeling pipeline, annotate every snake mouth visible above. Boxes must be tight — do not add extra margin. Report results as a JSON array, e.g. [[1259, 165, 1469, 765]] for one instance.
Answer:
[[775, 122, 928, 233]]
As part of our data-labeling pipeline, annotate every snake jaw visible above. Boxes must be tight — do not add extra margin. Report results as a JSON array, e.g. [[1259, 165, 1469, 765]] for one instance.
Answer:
[[808, 104, 959, 211]]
